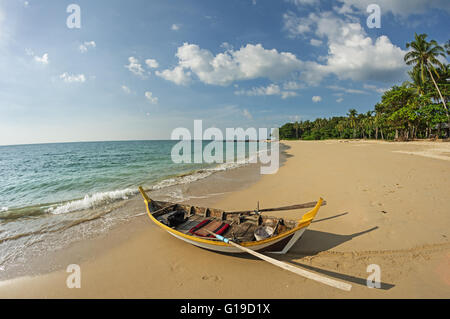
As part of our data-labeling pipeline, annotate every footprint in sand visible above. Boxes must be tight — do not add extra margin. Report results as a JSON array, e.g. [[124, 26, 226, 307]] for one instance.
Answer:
[[201, 275, 222, 282]]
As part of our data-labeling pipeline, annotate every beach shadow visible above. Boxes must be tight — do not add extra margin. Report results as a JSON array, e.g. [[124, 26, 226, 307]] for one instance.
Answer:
[[208, 226, 378, 260], [285, 260, 395, 290], [287, 227, 379, 256], [311, 212, 348, 224]]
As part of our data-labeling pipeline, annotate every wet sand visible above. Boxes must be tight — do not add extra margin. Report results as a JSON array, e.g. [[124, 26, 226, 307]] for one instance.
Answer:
[[0, 140, 449, 298]]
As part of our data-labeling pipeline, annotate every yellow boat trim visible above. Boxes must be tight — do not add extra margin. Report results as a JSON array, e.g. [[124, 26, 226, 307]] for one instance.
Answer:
[[138, 187, 323, 247]]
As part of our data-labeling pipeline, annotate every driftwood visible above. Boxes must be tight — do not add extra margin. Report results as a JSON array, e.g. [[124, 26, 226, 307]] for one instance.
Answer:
[[226, 200, 327, 215]]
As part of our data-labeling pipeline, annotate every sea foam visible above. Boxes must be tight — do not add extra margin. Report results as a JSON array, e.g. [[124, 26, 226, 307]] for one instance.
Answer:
[[47, 188, 137, 215]]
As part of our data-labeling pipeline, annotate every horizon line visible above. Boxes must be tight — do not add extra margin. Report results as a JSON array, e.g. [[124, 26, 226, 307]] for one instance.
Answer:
[[0, 138, 274, 147]]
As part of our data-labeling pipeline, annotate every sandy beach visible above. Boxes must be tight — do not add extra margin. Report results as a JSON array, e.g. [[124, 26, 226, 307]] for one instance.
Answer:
[[0, 140, 449, 298]]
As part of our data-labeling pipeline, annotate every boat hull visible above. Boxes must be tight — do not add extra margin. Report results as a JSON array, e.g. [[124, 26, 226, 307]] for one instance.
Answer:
[[167, 227, 307, 253], [138, 187, 323, 255]]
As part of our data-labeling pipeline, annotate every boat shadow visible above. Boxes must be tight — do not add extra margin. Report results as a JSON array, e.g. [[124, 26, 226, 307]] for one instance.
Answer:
[[209, 224, 395, 290], [287, 226, 379, 257], [279, 226, 395, 290], [283, 259, 395, 290]]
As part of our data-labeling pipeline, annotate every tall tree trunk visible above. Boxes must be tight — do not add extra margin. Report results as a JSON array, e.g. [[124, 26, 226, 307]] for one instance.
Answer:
[[375, 126, 378, 140], [427, 65, 450, 130]]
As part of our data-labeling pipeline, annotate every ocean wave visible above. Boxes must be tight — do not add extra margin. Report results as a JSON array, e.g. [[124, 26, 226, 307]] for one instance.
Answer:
[[46, 188, 137, 215], [0, 207, 8, 213], [151, 158, 251, 191], [35, 151, 261, 216]]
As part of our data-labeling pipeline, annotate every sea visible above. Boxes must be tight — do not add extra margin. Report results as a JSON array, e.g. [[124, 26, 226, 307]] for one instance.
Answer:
[[0, 140, 266, 275]]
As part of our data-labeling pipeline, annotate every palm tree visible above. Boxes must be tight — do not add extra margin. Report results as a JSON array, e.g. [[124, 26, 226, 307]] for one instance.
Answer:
[[293, 121, 300, 139], [347, 109, 358, 138], [407, 67, 426, 95], [404, 33, 448, 126]]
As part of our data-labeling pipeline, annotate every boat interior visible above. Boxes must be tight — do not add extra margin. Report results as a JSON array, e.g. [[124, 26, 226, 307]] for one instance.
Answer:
[[148, 200, 298, 243]]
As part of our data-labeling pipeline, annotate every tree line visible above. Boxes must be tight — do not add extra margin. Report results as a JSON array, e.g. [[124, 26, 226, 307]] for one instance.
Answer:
[[279, 34, 449, 141]]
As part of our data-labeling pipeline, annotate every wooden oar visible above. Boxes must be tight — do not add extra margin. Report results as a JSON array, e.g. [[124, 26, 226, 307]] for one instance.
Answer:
[[227, 201, 327, 215], [205, 230, 351, 292]]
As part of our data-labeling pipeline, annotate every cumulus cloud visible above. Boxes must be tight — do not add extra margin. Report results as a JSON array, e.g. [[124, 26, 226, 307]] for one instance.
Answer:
[[121, 85, 131, 94], [287, 0, 319, 5], [125, 57, 146, 77], [145, 58, 159, 69], [171, 24, 180, 31], [312, 96, 322, 103], [79, 41, 96, 53], [284, 11, 408, 83], [156, 66, 191, 86], [60, 72, 86, 83], [34, 53, 49, 65], [336, 97, 344, 103], [145, 91, 158, 104], [235, 84, 297, 99], [283, 81, 304, 90], [336, 0, 450, 17], [157, 43, 303, 86], [281, 91, 298, 99], [310, 39, 323, 46]]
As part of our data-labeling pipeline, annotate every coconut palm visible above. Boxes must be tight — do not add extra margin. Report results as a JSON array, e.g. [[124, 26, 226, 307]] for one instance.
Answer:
[[293, 121, 300, 139], [347, 109, 358, 138], [404, 33, 448, 125], [407, 67, 426, 95]]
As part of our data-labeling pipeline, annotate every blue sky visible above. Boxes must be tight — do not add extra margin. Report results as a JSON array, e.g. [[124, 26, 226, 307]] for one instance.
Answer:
[[0, 0, 449, 145]]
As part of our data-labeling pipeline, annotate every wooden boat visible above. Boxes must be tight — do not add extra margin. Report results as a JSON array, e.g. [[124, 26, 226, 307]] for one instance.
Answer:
[[138, 187, 325, 254]]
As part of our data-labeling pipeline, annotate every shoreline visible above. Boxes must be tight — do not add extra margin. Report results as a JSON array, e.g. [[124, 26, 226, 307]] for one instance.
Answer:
[[0, 140, 449, 298], [0, 143, 288, 282]]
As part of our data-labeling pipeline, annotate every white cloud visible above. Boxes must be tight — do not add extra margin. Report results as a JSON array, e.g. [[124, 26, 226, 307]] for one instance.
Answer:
[[60, 72, 86, 83], [34, 53, 49, 65], [145, 58, 159, 69], [156, 66, 191, 86], [79, 41, 96, 53], [24, 1, 29, 7], [283, 81, 304, 90], [281, 91, 298, 99], [243, 109, 253, 120], [283, 11, 314, 37], [287, 0, 319, 5], [310, 39, 323, 46], [145, 91, 158, 104], [336, 97, 344, 103], [336, 0, 450, 17], [158, 43, 303, 86], [327, 85, 368, 95], [235, 84, 297, 99], [312, 96, 322, 103], [121, 85, 131, 94], [235, 84, 280, 96], [363, 84, 388, 94], [284, 11, 408, 84], [171, 24, 180, 31], [125, 57, 146, 77]]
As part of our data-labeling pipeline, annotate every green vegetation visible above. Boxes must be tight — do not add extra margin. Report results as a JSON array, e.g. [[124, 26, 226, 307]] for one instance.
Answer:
[[279, 33, 449, 141]]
